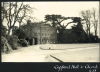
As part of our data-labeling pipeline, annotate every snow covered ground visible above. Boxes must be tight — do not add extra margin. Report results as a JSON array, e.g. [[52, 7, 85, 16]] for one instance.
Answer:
[[1, 43, 99, 62], [50, 48, 99, 62]]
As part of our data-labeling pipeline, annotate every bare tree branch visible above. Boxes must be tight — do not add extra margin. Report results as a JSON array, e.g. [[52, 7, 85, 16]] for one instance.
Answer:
[[12, 2, 23, 28]]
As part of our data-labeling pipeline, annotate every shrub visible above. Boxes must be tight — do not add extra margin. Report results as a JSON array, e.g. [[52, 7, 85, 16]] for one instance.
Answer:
[[21, 39, 28, 47], [1, 36, 7, 53], [7, 35, 19, 50], [1, 36, 12, 53], [13, 29, 26, 39], [17, 41, 22, 47]]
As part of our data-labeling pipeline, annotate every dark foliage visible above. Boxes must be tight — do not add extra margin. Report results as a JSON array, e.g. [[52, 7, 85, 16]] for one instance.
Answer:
[[13, 28, 26, 39], [20, 39, 28, 47], [72, 17, 81, 23], [1, 23, 7, 37], [6, 35, 19, 50], [1, 36, 12, 53], [79, 34, 99, 43]]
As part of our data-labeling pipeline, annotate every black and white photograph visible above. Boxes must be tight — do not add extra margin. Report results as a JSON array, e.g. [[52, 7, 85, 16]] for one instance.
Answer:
[[1, 1, 99, 62]]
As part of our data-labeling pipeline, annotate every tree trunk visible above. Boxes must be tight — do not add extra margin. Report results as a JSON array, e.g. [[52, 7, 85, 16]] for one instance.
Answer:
[[19, 22, 21, 30], [88, 27, 91, 43], [8, 29, 11, 35], [95, 22, 97, 37]]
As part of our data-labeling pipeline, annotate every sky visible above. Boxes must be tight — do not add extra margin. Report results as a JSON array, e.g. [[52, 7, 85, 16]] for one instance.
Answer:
[[32, 2, 99, 20], [2, 1, 99, 36]]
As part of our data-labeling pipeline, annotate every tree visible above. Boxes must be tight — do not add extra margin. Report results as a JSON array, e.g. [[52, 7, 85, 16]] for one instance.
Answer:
[[1, 22, 7, 37], [80, 8, 99, 42], [1, 3, 8, 37], [45, 14, 74, 29], [16, 4, 36, 29], [45, 14, 83, 43], [92, 8, 99, 37], [80, 9, 92, 42], [1, 2, 7, 22], [1, 5, 7, 37], [1, 2, 35, 35], [13, 28, 26, 39]]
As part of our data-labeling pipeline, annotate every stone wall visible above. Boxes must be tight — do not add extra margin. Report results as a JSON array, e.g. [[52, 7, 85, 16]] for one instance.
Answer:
[[40, 24, 57, 44]]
